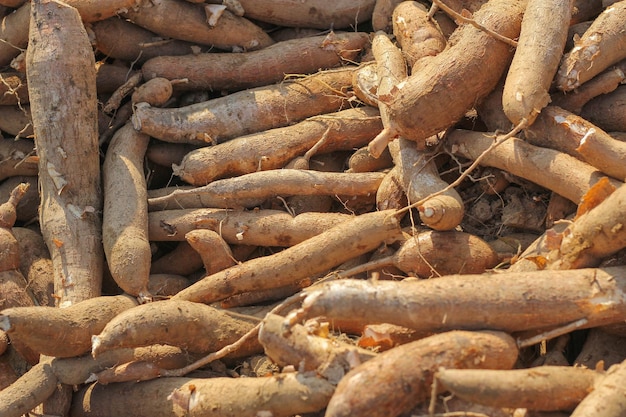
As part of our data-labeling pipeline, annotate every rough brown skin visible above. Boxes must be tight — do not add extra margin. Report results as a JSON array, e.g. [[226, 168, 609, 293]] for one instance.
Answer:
[[235, 0, 375, 29], [172, 209, 403, 304], [581, 84, 626, 132], [0, 0, 151, 66], [525, 105, 626, 181], [0, 105, 33, 138], [0, 295, 138, 358], [432, 0, 491, 14], [99, 100, 134, 146], [146, 142, 197, 168], [149, 208, 352, 246], [575, 328, 626, 368], [269, 27, 323, 42], [60, 0, 148, 23], [0, 72, 28, 105], [487, 232, 539, 264], [507, 220, 570, 273], [102, 72, 143, 115], [51, 344, 197, 386], [370, 31, 406, 160], [344, 230, 499, 277], [93, 360, 162, 385], [376, 166, 407, 210], [347, 145, 393, 173], [284, 152, 346, 215], [372, 0, 527, 147], [352, 62, 379, 107], [611, 132, 626, 141], [95, 64, 139, 95], [369, 31, 464, 229], [185, 229, 236, 275], [553, 64, 626, 114], [389, 138, 465, 230], [0, 270, 36, 311], [13, 227, 54, 306], [0, 177, 38, 223], [392, 1, 447, 69], [0, 4, 29, 67], [325, 330, 518, 417], [122, 0, 273, 51], [0, 183, 27, 270], [0, 138, 38, 181], [0, 0, 24, 8], [27, 0, 104, 306], [0, 359, 58, 417], [172, 106, 382, 185], [371, 0, 404, 31], [571, 360, 626, 417], [546, 182, 626, 270], [91, 17, 211, 64], [259, 313, 377, 383], [502, 0, 572, 125], [0, 353, 18, 392], [91, 299, 260, 358], [132, 67, 357, 145], [150, 242, 203, 276], [103, 123, 151, 298], [3, 345, 196, 417], [0, 328, 7, 356], [219, 279, 309, 308], [436, 367, 599, 411], [286, 267, 626, 335], [148, 170, 385, 211], [70, 373, 335, 417], [131, 77, 172, 107], [570, 0, 604, 24], [557, 1, 626, 91], [140, 32, 369, 92], [0, 192, 42, 365], [0, 186, 40, 366], [358, 323, 424, 351], [475, 80, 515, 132], [446, 129, 623, 204], [147, 274, 191, 297], [565, 20, 593, 51]]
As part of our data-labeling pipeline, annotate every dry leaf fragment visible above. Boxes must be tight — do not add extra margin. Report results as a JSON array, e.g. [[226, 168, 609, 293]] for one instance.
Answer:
[[575, 176, 616, 219]]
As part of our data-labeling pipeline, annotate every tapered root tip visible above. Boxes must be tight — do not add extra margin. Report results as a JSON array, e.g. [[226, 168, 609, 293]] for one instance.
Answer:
[[418, 195, 464, 231]]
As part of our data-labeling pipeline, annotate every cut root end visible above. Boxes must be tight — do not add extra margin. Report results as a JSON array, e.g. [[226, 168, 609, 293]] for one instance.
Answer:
[[418, 195, 464, 231], [367, 128, 397, 158]]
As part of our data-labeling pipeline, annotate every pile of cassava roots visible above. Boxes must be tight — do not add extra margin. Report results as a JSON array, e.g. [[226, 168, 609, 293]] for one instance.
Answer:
[[1, 0, 626, 416]]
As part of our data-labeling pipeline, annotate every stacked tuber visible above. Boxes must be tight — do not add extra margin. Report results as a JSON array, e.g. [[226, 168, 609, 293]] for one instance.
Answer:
[[1, 1, 626, 417]]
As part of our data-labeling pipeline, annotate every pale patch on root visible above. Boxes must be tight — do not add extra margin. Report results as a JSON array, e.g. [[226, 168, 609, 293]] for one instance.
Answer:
[[205, 4, 227, 27], [91, 335, 101, 357]]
